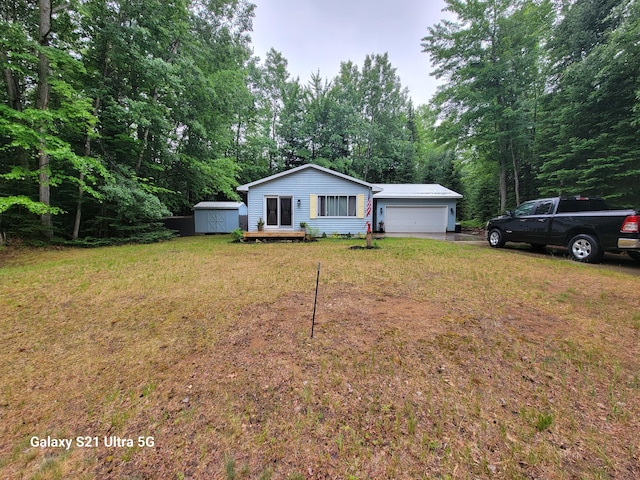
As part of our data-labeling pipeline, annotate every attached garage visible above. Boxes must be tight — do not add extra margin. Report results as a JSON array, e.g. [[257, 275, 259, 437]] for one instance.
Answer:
[[374, 184, 462, 233], [194, 201, 247, 234], [384, 205, 448, 233]]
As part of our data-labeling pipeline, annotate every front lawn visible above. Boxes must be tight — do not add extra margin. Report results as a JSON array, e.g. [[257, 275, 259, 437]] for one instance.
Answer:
[[1, 236, 638, 479]]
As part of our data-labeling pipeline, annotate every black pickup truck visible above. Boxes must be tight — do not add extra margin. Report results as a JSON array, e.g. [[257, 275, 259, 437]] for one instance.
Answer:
[[486, 196, 640, 263]]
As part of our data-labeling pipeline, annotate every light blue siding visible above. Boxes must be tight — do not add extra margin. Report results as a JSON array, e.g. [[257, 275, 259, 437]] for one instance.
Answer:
[[247, 168, 372, 235], [375, 198, 458, 232], [193, 202, 246, 233], [194, 209, 240, 233]]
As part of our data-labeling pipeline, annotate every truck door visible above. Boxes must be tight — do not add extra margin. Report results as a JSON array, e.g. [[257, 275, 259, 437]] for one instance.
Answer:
[[501, 200, 537, 241], [519, 199, 554, 244]]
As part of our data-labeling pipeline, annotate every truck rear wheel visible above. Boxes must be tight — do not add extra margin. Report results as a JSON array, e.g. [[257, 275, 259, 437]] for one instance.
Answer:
[[628, 251, 640, 262], [568, 234, 603, 263]]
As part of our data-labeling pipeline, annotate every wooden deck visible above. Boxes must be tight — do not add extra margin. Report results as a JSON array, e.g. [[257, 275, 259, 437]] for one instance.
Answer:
[[243, 230, 306, 242]]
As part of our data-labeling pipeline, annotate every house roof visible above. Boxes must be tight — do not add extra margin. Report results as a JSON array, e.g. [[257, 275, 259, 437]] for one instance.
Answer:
[[373, 184, 463, 199], [193, 201, 245, 210], [236, 163, 382, 193]]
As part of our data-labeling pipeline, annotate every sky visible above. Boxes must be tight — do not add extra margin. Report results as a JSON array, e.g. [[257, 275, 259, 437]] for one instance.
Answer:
[[249, 0, 451, 106]]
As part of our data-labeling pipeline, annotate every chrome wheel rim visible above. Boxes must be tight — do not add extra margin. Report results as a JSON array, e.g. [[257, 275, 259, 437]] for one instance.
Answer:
[[572, 239, 591, 259]]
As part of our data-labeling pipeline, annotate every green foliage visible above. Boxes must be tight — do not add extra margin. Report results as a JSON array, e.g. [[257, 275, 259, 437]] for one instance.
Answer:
[[534, 411, 554, 432], [246, 50, 416, 183], [458, 219, 486, 230], [100, 177, 171, 224], [538, 0, 640, 206], [347, 53, 416, 182], [1, 0, 254, 242], [56, 228, 175, 248], [421, 0, 639, 214], [2, 0, 637, 242], [0, 196, 62, 215], [423, 0, 554, 212], [460, 158, 501, 222], [229, 228, 244, 243], [305, 225, 320, 240], [50, 165, 173, 242]]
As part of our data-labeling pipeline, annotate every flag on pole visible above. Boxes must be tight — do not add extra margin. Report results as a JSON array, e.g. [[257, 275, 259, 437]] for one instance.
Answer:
[[365, 192, 372, 233]]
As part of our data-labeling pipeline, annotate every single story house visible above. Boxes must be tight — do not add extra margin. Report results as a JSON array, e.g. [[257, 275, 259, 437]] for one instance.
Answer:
[[236, 164, 462, 235], [237, 164, 380, 235], [194, 201, 247, 233], [373, 184, 462, 233]]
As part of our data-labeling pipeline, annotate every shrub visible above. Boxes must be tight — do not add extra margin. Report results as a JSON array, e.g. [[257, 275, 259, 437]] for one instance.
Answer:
[[230, 228, 244, 243]]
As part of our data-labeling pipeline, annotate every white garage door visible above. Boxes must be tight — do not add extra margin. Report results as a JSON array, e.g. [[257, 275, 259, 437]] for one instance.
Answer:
[[385, 206, 448, 233]]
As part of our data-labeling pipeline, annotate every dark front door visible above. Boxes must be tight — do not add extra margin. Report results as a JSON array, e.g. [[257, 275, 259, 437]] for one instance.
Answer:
[[266, 197, 278, 226], [265, 196, 293, 228], [280, 197, 292, 227]]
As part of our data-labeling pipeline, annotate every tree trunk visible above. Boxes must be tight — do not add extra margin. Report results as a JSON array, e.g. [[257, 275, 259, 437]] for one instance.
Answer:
[[135, 88, 158, 171], [499, 156, 508, 213], [74, 95, 101, 240], [2, 51, 29, 169], [2, 52, 22, 111], [72, 134, 90, 240], [72, 172, 84, 240], [37, 0, 52, 238], [510, 139, 521, 206]]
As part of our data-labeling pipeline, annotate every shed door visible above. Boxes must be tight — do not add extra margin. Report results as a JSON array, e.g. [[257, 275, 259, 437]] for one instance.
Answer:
[[385, 206, 448, 233], [207, 210, 225, 232]]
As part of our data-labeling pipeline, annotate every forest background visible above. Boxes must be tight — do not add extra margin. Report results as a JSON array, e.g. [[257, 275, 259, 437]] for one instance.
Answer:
[[1, 0, 639, 244]]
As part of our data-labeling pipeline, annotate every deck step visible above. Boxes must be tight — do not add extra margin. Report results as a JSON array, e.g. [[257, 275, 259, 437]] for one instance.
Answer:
[[243, 230, 306, 241]]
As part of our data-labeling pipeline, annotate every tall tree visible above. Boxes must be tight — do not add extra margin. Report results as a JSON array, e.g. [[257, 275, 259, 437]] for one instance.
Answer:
[[423, 0, 553, 212], [332, 53, 414, 182], [537, 0, 639, 206], [2, 0, 255, 241], [261, 48, 290, 172], [303, 72, 334, 162], [242, 52, 415, 184], [78, 0, 252, 221], [36, 0, 51, 235], [1, 0, 106, 239], [278, 78, 308, 168]]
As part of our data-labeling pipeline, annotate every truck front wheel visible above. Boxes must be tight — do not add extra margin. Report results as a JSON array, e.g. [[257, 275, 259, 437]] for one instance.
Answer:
[[568, 234, 603, 263], [488, 228, 506, 248]]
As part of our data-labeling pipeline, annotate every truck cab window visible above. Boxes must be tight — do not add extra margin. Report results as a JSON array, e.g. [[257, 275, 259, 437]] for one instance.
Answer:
[[535, 201, 554, 215], [514, 201, 536, 216]]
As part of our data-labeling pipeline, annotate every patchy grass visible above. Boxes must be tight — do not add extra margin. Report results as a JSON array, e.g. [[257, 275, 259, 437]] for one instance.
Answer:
[[1, 236, 639, 479]]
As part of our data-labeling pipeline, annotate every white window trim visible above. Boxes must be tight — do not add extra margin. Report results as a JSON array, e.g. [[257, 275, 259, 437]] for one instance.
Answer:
[[264, 195, 294, 229], [316, 194, 358, 218]]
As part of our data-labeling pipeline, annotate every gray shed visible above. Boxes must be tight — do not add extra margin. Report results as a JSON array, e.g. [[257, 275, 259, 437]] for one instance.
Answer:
[[194, 201, 247, 233]]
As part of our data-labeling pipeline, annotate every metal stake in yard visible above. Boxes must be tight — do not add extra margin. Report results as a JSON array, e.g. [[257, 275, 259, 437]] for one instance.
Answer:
[[311, 262, 320, 338]]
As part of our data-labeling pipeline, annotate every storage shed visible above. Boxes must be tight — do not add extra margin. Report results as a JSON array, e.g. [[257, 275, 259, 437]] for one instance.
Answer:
[[193, 201, 247, 233]]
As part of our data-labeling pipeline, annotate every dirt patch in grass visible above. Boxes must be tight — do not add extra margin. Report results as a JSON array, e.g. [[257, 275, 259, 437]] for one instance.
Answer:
[[1, 238, 639, 479], [91, 286, 639, 479]]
